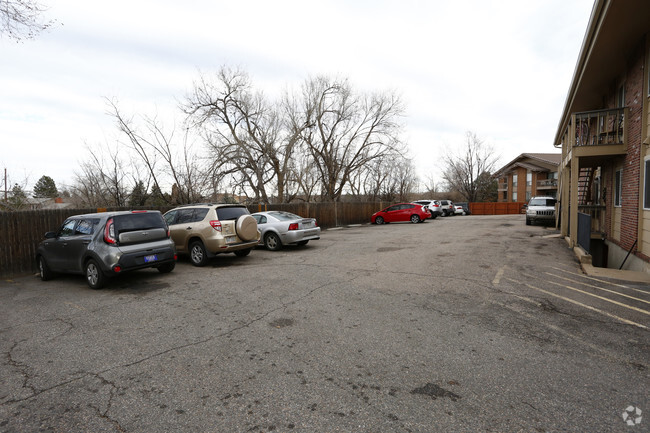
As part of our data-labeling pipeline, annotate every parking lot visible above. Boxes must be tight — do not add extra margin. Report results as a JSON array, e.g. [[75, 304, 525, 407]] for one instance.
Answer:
[[1, 214, 648, 432]]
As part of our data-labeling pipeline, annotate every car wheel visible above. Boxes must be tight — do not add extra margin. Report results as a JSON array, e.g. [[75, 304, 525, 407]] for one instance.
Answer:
[[297, 240, 309, 246], [526, 217, 531, 226], [235, 215, 258, 241], [375, 216, 384, 225], [264, 232, 282, 251], [157, 262, 175, 273], [410, 214, 420, 224], [234, 248, 252, 257], [38, 256, 53, 281], [85, 259, 105, 290], [189, 241, 208, 267], [430, 214, 437, 219]]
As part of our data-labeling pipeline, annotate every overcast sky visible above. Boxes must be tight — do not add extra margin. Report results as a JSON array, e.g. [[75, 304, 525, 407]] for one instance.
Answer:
[[1, 0, 595, 193]]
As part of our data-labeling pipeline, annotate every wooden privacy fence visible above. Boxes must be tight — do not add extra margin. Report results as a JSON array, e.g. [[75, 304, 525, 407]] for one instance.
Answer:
[[0, 202, 387, 278], [470, 202, 526, 215]]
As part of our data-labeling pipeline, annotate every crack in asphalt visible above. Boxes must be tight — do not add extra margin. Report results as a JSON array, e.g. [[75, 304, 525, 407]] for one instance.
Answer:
[[0, 275, 353, 408]]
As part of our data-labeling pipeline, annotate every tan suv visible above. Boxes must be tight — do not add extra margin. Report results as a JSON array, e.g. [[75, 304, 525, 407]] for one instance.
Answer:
[[164, 204, 260, 266]]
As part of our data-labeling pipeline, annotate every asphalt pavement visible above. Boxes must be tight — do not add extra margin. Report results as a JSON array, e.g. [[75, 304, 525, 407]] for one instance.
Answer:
[[0, 214, 648, 432]]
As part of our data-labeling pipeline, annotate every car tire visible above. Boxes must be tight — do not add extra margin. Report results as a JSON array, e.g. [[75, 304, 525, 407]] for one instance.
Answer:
[[157, 262, 175, 273], [430, 214, 437, 220], [189, 240, 208, 267], [264, 232, 282, 251], [234, 248, 252, 257], [38, 256, 53, 281], [297, 240, 309, 246], [410, 215, 420, 224], [526, 217, 531, 226], [375, 216, 384, 225], [85, 259, 105, 290], [235, 215, 258, 242]]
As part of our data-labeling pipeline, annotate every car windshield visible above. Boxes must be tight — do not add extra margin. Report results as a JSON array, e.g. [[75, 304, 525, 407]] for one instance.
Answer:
[[268, 211, 301, 221], [529, 198, 557, 206], [215, 206, 249, 220]]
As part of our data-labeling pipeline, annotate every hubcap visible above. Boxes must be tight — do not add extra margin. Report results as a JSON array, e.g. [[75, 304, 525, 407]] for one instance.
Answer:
[[191, 246, 203, 263], [267, 236, 278, 249], [87, 263, 98, 286]]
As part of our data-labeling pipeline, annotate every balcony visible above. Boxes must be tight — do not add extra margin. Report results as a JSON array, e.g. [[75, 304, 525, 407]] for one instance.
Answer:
[[497, 183, 508, 191], [569, 107, 628, 159], [537, 178, 557, 190]]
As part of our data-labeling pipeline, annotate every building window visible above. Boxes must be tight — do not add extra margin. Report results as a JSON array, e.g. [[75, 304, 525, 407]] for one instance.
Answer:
[[526, 191, 531, 201], [512, 191, 518, 202], [644, 158, 650, 209], [614, 169, 622, 207], [512, 174, 518, 187], [526, 172, 532, 187]]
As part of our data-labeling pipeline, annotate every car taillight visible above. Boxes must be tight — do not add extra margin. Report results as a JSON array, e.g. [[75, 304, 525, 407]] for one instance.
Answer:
[[210, 220, 222, 231], [104, 218, 117, 244], [288, 223, 299, 231], [113, 265, 122, 273]]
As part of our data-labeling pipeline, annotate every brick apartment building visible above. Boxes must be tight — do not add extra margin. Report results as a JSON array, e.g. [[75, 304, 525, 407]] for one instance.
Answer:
[[555, 0, 650, 272], [494, 153, 561, 203]]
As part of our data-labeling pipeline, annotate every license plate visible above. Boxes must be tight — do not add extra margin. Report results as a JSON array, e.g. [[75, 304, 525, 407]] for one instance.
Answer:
[[226, 236, 237, 244], [144, 254, 158, 263]]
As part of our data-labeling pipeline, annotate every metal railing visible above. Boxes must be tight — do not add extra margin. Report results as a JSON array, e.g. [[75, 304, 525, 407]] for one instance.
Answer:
[[573, 107, 626, 147], [536, 179, 558, 188], [577, 204, 606, 234]]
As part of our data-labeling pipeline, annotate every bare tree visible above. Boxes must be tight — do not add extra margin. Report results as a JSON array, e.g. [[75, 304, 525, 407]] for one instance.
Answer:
[[107, 99, 208, 204], [0, 0, 55, 40], [296, 76, 404, 202], [183, 67, 306, 203], [442, 131, 499, 202], [71, 144, 129, 207]]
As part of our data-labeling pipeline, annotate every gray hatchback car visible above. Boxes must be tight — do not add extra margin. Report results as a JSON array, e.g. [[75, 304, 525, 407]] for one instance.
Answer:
[[36, 210, 177, 289]]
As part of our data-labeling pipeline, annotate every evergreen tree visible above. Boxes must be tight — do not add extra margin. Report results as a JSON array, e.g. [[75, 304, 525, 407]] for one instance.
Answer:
[[128, 181, 149, 207], [8, 183, 28, 209], [33, 175, 58, 198]]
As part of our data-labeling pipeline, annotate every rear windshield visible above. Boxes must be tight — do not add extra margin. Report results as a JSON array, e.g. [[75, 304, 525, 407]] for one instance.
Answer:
[[268, 211, 301, 221], [215, 206, 249, 220], [113, 212, 166, 233], [529, 198, 556, 207]]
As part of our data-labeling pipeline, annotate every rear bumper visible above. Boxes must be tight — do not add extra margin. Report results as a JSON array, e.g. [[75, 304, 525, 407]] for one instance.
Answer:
[[114, 246, 176, 272], [204, 238, 260, 254], [280, 228, 321, 244]]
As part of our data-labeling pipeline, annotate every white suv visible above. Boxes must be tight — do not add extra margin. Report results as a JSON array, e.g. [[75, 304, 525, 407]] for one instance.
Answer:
[[525, 196, 557, 226], [413, 200, 442, 219]]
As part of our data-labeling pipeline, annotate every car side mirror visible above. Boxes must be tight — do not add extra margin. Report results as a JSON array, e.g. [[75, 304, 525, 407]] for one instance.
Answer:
[[44, 231, 57, 239]]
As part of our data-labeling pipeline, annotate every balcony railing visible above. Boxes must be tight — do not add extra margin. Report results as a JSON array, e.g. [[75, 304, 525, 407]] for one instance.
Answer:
[[537, 179, 558, 189], [573, 107, 626, 147]]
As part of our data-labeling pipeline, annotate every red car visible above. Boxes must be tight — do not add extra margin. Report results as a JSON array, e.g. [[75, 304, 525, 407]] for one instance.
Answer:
[[371, 203, 430, 224]]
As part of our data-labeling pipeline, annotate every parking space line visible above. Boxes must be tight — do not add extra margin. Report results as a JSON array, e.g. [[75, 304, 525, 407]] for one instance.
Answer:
[[544, 272, 650, 305], [505, 278, 648, 329], [492, 299, 648, 369], [492, 265, 506, 285], [550, 266, 650, 295], [534, 278, 650, 316]]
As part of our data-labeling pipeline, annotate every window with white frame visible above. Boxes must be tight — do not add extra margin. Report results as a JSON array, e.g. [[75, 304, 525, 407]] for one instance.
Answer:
[[644, 157, 650, 209], [614, 169, 622, 207]]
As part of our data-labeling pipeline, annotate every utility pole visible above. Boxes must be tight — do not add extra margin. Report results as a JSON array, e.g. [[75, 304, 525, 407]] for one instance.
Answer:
[[3, 168, 6, 201]]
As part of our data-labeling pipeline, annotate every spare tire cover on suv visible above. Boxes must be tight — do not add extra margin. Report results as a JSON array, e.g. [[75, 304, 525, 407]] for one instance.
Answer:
[[236, 215, 258, 241]]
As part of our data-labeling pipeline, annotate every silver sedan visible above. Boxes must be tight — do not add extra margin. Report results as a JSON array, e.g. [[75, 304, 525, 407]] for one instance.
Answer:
[[251, 211, 321, 251]]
